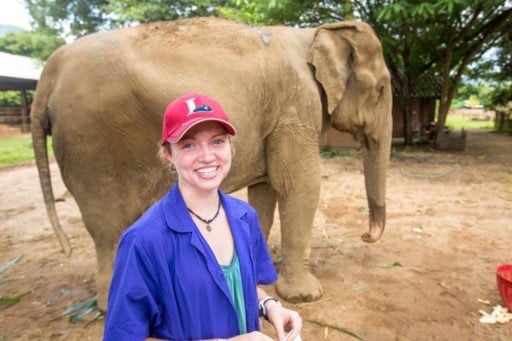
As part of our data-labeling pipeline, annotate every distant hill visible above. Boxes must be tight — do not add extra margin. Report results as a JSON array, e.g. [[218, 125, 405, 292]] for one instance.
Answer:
[[0, 25, 25, 37]]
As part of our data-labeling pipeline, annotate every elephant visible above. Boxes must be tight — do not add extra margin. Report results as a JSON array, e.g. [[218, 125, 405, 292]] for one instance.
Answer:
[[32, 17, 392, 311]]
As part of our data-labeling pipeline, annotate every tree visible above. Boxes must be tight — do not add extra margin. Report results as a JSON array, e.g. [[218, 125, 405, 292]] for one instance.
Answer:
[[220, 1, 512, 146], [21, 0, 512, 146], [22, 0, 355, 36], [217, 0, 352, 26], [354, 0, 512, 147], [0, 29, 65, 60], [25, 0, 111, 38], [467, 25, 512, 108], [106, 0, 225, 26], [23, 0, 229, 38]]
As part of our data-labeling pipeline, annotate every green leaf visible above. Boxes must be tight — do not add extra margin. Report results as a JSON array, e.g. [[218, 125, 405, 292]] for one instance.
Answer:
[[0, 255, 22, 274], [377, 6, 392, 22], [447, 1, 454, 13], [320, 149, 353, 158], [305, 318, 365, 340], [412, 3, 435, 19], [85, 310, 103, 327], [0, 296, 20, 304], [372, 261, 404, 268], [69, 305, 97, 323], [51, 295, 97, 321], [0, 290, 30, 305]]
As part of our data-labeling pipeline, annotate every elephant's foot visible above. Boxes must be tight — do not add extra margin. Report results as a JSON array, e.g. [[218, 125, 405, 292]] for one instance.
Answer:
[[361, 226, 384, 243], [364, 202, 386, 243], [276, 270, 323, 303]]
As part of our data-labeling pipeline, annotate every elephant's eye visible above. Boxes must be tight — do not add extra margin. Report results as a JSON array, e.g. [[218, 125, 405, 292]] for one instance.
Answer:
[[377, 84, 385, 99]]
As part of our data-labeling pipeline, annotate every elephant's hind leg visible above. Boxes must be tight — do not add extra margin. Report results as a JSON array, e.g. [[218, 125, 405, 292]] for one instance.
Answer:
[[248, 182, 277, 240]]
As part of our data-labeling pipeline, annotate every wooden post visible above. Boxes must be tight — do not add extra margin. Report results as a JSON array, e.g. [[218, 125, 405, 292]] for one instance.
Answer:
[[20, 89, 29, 133]]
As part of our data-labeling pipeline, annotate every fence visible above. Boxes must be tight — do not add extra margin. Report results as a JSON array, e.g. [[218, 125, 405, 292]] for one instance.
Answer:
[[0, 106, 31, 136]]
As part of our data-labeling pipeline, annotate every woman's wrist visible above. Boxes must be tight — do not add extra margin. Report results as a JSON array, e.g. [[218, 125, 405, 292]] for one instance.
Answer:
[[258, 296, 282, 319]]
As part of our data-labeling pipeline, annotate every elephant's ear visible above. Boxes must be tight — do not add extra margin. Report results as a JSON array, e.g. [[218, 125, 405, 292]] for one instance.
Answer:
[[308, 21, 376, 115]]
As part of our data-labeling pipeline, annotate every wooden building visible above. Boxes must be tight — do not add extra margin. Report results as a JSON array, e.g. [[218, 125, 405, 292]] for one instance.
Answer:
[[494, 101, 512, 132], [391, 73, 443, 140], [322, 72, 443, 148], [0, 52, 42, 136]]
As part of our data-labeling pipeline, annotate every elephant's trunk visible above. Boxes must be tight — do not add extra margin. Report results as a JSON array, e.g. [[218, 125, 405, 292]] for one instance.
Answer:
[[361, 131, 391, 243]]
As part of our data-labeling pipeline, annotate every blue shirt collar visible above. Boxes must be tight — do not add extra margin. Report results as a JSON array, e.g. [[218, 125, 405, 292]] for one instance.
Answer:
[[162, 182, 247, 233]]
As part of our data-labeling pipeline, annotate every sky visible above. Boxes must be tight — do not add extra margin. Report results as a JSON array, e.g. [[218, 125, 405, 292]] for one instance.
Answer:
[[0, 0, 32, 30]]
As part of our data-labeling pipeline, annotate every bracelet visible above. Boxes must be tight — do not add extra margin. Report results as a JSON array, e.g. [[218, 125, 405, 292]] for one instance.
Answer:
[[258, 296, 281, 319]]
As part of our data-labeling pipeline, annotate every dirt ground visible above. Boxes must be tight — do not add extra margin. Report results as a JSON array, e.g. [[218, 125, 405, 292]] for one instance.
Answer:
[[1, 129, 511, 340]]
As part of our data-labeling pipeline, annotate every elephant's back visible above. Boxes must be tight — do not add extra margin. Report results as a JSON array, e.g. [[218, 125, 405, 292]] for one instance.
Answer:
[[134, 17, 270, 54], [44, 17, 269, 126], [57, 17, 270, 60], [39, 16, 275, 198]]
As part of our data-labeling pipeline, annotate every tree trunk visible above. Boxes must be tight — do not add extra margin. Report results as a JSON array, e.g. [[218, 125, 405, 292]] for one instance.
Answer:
[[434, 93, 452, 148], [20, 89, 30, 133], [403, 99, 413, 145]]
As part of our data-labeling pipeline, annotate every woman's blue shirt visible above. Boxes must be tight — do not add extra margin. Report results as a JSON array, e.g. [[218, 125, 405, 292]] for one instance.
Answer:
[[103, 183, 278, 340]]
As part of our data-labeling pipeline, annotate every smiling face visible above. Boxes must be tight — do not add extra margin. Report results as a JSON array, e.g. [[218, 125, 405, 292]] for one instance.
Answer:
[[168, 121, 232, 195]]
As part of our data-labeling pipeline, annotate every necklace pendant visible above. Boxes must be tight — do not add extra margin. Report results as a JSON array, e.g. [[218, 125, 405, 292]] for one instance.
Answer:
[[206, 224, 212, 232]]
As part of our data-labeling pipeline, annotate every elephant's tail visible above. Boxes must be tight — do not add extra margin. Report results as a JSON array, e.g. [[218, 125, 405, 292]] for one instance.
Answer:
[[31, 71, 72, 257]]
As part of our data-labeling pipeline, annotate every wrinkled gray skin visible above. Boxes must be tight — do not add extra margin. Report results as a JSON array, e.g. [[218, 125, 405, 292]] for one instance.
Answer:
[[32, 17, 392, 310]]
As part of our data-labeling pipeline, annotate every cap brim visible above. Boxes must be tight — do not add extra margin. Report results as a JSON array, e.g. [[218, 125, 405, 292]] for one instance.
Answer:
[[163, 117, 237, 144]]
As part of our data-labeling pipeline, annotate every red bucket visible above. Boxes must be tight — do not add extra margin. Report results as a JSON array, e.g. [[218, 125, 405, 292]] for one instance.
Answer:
[[497, 264, 512, 310]]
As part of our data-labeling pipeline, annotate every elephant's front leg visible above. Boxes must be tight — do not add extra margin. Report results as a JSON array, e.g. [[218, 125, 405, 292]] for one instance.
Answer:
[[267, 129, 323, 303], [276, 179, 323, 302]]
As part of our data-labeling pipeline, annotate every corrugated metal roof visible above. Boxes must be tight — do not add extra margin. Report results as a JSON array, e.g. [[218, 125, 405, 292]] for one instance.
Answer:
[[0, 52, 42, 80]]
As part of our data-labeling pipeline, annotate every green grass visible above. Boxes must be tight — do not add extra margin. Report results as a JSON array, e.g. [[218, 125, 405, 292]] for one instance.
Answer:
[[320, 148, 355, 158], [0, 134, 53, 168], [445, 114, 494, 130]]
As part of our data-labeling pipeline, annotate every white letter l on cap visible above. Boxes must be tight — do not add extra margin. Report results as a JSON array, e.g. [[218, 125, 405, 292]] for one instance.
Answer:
[[185, 98, 197, 115]]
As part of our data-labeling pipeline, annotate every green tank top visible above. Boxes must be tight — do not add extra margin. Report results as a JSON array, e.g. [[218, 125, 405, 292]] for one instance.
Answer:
[[221, 252, 247, 334]]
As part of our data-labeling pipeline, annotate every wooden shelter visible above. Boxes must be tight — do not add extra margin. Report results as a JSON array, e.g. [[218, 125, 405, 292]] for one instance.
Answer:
[[0, 52, 42, 135], [322, 72, 443, 148], [391, 73, 443, 139], [494, 101, 512, 132]]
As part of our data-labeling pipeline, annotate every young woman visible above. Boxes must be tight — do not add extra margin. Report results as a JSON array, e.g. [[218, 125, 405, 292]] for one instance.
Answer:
[[104, 93, 302, 341]]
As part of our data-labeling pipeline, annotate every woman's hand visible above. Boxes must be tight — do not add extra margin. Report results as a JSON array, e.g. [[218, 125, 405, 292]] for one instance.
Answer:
[[265, 301, 302, 341], [228, 331, 273, 340], [147, 331, 273, 341]]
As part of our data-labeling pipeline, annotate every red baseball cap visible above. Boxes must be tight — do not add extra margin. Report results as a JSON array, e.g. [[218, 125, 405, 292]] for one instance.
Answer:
[[161, 93, 237, 144]]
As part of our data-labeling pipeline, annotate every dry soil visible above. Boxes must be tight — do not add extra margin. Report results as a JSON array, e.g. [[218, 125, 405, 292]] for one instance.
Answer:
[[1, 130, 511, 340]]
